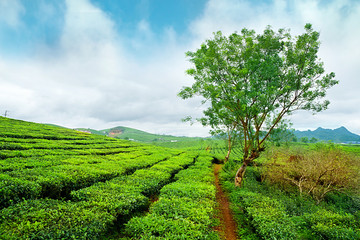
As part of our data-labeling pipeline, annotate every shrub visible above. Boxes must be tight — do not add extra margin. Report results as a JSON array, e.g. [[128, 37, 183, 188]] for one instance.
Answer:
[[0, 199, 115, 239], [264, 145, 360, 202], [150, 197, 215, 225], [124, 153, 219, 239], [220, 165, 299, 239], [70, 153, 195, 216], [235, 190, 298, 239], [160, 181, 216, 200], [125, 215, 218, 239], [302, 209, 360, 239], [0, 174, 41, 209]]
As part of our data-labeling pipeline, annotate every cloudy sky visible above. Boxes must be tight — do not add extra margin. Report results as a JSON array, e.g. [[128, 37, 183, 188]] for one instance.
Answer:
[[0, 0, 359, 137]]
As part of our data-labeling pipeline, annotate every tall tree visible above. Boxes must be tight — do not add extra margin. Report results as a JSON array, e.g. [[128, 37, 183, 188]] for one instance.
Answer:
[[178, 24, 338, 187]]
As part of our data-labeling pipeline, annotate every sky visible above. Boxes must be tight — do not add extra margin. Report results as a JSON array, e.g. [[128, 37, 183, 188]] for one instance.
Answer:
[[0, 0, 359, 137]]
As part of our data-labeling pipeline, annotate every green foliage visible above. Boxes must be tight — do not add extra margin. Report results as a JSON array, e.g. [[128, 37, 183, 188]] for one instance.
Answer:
[[219, 144, 360, 240], [125, 154, 220, 239], [268, 126, 296, 146], [179, 24, 338, 186], [0, 117, 223, 238], [0, 199, 115, 240], [150, 197, 215, 225], [70, 153, 196, 216], [301, 209, 360, 239], [125, 215, 217, 240], [241, 191, 298, 239], [0, 117, 188, 209], [301, 136, 309, 143], [221, 173, 298, 239], [0, 174, 41, 209]]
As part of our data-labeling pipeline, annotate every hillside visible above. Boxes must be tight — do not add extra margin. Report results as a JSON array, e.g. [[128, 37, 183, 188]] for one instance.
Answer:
[[1, 117, 360, 239], [0, 117, 219, 239], [294, 126, 360, 143], [76, 126, 202, 142]]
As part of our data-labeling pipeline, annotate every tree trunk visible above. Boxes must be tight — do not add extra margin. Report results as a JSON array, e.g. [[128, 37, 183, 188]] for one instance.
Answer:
[[234, 162, 248, 187], [235, 151, 261, 187], [224, 134, 232, 162], [225, 147, 231, 162]]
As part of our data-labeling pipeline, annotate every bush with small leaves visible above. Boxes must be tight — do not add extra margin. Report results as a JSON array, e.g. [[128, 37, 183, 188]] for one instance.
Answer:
[[0, 199, 115, 239]]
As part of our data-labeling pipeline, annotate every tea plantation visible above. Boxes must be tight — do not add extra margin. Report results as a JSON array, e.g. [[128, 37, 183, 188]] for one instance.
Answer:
[[0, 117, 220, 239], [2, 116, 360, 239], [217, 143, 360, 240]]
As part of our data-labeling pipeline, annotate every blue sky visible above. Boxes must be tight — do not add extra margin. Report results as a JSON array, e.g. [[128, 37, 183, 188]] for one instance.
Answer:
[[1, 0, 360, 136], [0, 0, 208, 57], [0, 1, 65, 56], [91, 0, 208, 34]]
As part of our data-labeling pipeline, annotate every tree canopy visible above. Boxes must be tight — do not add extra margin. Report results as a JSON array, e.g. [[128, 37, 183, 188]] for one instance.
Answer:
[[179, 24, 338, 186]]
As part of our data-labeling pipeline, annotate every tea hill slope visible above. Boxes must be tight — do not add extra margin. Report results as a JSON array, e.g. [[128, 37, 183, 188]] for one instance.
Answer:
[[0, 117, 219, 239]]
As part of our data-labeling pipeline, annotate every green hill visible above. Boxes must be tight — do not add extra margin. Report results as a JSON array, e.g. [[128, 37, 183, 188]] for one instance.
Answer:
[[294, 126, 360, 143], [76, 126, 202, 142]]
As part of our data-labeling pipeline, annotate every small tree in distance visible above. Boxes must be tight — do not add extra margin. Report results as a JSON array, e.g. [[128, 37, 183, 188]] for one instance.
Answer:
[[179, 24, 338, 187], [301, 137, 309, 143], [192, 106, 239, 162]]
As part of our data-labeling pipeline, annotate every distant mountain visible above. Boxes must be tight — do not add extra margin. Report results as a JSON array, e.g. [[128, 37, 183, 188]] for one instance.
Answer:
[[75, 126, 201, 142], [294, 126, 360, 143]]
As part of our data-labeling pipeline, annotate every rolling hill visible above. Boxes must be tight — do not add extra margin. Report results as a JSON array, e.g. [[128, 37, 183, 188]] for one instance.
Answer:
[[294, 126, 360, 143], [76, 125, 360, 144], [76, 126, 202, 142]]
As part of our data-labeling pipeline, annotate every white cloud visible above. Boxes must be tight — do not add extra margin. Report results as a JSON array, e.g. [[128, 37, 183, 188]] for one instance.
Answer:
[[0, 0, 24, 27], [1, 0, 360, 137], [187, 0, 360, 134], [61, 0, 118, 56], [0, 0, 209, 136]]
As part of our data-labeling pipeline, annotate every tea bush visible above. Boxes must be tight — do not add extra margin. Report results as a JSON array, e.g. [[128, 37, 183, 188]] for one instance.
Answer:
[[220, 144, 360, 240], [1, 117, 210, 238], [0, 199, 115, 240], [125, 154, 220, 239]]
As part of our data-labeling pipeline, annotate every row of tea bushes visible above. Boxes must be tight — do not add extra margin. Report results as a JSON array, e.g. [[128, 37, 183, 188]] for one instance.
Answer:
[[0, 117, 94, 140], [0, 153, 198, 239], [0, 145, 140, 159], [1, 116, 190, 210], [0, 147, 167, 173], [125, 154, 220, 239], [70, 152, 197, 216], [220, 165, 360, 239], [1, 150, 177, 209], [0, 138, 136, 150], [0, 199, 115, 240]]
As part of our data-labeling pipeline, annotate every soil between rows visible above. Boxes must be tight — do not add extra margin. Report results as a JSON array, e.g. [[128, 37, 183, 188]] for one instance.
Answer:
[[214, 164, 238, 240]]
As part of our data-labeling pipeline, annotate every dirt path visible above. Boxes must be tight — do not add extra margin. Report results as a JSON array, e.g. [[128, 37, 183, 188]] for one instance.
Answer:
[[214, 164, 238, 240]]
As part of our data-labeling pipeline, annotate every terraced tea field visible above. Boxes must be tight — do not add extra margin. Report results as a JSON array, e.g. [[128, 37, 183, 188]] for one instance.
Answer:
[[0, 117, 220, 239]]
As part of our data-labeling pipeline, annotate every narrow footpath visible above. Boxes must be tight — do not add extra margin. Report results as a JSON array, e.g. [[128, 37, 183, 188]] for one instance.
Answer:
[[214, 164, 238, 240]]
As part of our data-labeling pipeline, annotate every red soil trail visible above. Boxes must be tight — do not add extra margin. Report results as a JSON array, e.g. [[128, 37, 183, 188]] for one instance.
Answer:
[[214, 164, 238, 240]]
